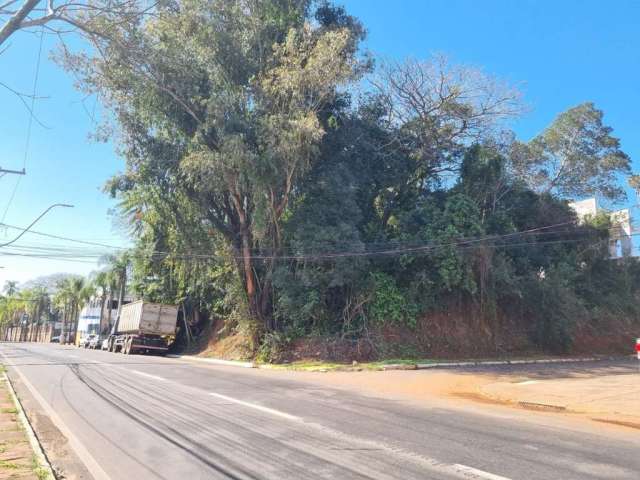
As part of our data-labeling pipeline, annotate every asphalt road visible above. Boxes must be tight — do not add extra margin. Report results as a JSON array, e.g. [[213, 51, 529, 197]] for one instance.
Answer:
[[1, 343, 638, 480]]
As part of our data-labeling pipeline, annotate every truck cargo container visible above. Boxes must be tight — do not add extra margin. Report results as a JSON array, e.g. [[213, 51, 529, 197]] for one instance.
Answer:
[[107, 301, 178, 355]]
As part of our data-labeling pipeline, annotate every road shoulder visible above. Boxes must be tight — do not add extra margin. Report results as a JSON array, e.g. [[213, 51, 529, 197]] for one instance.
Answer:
[[1, 370, 52, 480], [4, 367, 94, 480]]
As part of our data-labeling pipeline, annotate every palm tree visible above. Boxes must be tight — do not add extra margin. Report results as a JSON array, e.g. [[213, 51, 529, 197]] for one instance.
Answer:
[[92, 270, 119, 336], [93, 271, 109, 335], [53, 281, 71, 343], [99, 253, 130, 334], [3, 280, 18, 296], [68, 277, 87, 344], [53, 277, 86, 343], [27, 287, 50, 342]]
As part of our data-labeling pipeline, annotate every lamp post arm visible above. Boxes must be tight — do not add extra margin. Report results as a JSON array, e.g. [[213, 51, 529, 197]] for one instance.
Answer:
[[0, 203, 73, 248]]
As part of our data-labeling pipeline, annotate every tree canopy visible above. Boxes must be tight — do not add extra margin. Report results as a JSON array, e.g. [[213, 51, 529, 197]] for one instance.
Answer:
[[36, 0, 640, 359]]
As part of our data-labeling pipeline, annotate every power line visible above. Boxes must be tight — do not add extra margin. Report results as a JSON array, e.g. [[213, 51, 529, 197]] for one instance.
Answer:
[[1, 25, 45, 222], [0, 225, 602, 263], [0, 222, 125, 249], [0, 219, 626, 264], [0, 177, 21, 223], [0, 220, 578, 255], [0, 238, 595, 267]]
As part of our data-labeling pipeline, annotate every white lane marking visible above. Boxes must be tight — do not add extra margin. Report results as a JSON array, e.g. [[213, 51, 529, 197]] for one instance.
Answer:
[[209, 392, 302, 422], [515, 380, 539, 385], [452, 464, 513, 480], [34, 349, 513, 480], [0, 351, 111, 480], [204, 392, 512, 480], [131, 370, 166, 382], [67, 354, 79, 358]]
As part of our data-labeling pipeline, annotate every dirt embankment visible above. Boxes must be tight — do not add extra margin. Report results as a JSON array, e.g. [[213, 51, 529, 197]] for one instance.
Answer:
[[195, 308, 639, 364]]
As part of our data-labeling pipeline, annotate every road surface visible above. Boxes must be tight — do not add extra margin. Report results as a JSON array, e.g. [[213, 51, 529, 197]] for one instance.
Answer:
[[1, 343, 638, 480]]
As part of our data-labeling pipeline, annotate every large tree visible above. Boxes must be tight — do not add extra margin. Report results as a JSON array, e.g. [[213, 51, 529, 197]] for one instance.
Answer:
[[368, 55, 522, 227], [509, 102, 632, 201], [61, 0, 366, 332]]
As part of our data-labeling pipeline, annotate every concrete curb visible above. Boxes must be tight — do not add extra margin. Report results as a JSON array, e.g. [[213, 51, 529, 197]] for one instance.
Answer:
[[167, 354, 255, 368], [168, 354, 629, 371], [413, 356, 607, 370], [3, 372, 55, 480]]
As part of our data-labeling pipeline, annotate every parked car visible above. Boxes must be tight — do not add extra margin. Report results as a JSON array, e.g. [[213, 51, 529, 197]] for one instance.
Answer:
[[101, 338, 110, 351], [82, 334, 98, 348], [50, 335, 60, 343], [88, 335, 102, 349]]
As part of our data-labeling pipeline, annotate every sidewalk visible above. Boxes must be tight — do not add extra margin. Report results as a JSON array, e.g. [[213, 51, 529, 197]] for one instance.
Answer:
[[174, 352, 640, 430], [0, 372, 51, 480], [259, 358, 640, 431], [481, 370, 640, 427]]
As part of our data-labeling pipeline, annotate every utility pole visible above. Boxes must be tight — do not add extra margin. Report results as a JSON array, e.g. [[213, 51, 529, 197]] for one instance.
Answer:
[[0, 167, 26, 175]]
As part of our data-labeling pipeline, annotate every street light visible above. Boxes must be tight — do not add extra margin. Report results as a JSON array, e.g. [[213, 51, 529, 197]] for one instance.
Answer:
[[0, 203, 74, 248]]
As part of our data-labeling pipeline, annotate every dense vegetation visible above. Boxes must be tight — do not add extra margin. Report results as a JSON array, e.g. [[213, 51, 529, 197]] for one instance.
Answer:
[[2, 1, 639, 361]]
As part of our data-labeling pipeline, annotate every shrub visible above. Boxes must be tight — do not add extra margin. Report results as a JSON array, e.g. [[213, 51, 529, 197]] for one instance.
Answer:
[[368, 272, 417, 328]]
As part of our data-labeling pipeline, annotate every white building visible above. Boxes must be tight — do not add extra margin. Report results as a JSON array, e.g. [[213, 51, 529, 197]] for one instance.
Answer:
[[569, 198, 632, 258], [76, 296, 131, 343]]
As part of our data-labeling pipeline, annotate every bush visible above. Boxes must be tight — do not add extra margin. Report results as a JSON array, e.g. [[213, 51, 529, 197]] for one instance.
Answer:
[[524, 265, 584, 353], [368, 272, 417, 328]]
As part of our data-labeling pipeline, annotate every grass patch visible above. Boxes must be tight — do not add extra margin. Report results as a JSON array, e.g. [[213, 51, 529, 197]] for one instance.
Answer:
[[0, 364, 5, 373], [31, 454, 50, 480], [1, 407, 17, 414], [262, 358, 437, 372], [366, 358, 434, 367], [262, 361, 347, 372], [0, 459, 19, 469]]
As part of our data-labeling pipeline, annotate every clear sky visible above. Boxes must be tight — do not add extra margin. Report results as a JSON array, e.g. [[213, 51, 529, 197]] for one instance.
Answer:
[[1, 0, 639, 286]]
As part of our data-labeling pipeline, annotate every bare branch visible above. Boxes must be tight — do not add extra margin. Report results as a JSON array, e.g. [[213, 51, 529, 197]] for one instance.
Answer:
[[370, 55, 524, 176], [0, 81, 50, 128], [1, 1, 157, 48], [0, 0, 39, 46]]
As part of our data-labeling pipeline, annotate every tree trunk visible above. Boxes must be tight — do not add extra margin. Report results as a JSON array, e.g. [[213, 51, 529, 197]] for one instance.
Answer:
[[112, 269, 126, 335], [99, 292, 106, 336], [241, 227, 260, 322], [107, 289, 113, 333]]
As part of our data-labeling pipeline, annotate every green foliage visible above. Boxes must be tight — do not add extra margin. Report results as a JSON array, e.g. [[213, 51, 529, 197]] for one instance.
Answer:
[[49, 1, 638, 359], [510, 102, 632, 201], [522, 265, 584, 353], [582, 211, 612, 231], [60, 0, 367, 333], [256, 330, 296, 363], [368, 273, 417, 328]]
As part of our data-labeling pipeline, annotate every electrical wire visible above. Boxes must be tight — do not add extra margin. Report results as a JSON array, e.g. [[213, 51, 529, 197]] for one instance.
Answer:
[[0, 218, 630, 265], [0, 220, 580, 259], [0, 222, 126, 249], [1, 25, 45, 223], [0, 228, 602, 263]]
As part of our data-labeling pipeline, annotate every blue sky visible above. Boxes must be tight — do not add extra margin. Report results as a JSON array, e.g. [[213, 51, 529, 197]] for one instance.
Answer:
[[1, 0, 639, 285]]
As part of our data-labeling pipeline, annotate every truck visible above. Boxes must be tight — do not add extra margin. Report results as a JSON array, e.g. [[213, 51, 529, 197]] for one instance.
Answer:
[[106, 301, 179, 355]]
